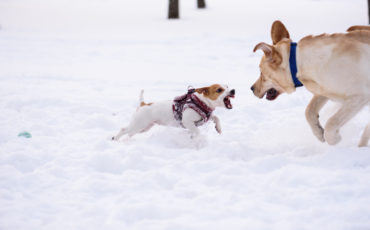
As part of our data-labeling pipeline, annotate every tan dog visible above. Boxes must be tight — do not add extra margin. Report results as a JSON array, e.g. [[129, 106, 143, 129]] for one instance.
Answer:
[[251, 21, 370, 147]]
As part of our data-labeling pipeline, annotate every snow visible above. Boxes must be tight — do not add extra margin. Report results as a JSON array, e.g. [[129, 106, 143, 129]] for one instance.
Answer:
[[0, 0, 369, 229]]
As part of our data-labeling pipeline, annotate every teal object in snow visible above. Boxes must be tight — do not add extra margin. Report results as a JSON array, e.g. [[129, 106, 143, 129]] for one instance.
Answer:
[[18, 132, 32, 138]]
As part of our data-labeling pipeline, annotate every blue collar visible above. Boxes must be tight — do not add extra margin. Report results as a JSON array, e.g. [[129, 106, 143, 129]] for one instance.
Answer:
[[289, 42, 303, 88]]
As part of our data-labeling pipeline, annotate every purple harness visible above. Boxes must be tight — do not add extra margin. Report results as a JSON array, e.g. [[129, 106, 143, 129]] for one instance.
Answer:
[[172, 89, 214, 127]]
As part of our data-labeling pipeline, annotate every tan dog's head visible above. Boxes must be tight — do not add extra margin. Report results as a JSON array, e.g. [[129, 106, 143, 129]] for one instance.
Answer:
[[195, 84, 235, 109], [251, 21, 296, 100]]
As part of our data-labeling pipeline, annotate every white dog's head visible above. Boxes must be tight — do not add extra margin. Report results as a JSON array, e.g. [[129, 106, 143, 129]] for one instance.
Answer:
[[195, 84, 235, 109]]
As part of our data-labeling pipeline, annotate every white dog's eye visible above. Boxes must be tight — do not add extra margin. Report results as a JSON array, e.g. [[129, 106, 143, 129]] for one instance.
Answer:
[[216, 88, 223, 93]]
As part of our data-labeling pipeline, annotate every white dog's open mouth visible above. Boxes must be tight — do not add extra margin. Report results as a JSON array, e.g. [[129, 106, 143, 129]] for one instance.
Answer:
[[265, 88, 280, 101], [224, 95, 234, 109]]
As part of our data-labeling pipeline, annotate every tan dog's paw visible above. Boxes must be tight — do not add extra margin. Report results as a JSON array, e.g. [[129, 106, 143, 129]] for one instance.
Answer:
[[324, 130, 341, 145], [358, 141, 368, 147], [313, 125, 325, 142]]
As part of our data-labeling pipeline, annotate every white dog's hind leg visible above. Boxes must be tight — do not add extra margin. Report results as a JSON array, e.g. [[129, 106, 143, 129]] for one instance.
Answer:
[[113, 121, 155, 140], [359, 122, 370, 147], [113, 110, 156, 140], [305, 95, 328, 142], [124, 118, 156, 137], [324, 97, 368, 145], [112, 128, 128, 141]]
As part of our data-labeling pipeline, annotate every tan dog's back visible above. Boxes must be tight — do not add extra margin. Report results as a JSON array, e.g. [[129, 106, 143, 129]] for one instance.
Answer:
[[347, 25, 370, 32], [298, 30, 370, 99]]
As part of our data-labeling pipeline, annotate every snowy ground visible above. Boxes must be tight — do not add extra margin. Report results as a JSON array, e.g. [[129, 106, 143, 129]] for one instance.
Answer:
[[1, 0, 370, 229]]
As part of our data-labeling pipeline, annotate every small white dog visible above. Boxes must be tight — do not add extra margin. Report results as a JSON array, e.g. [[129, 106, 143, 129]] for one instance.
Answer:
[[112, 84, 235, 140]]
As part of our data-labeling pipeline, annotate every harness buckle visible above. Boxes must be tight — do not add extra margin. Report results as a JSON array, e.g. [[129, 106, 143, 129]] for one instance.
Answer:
[[187, 86, 195, 94]]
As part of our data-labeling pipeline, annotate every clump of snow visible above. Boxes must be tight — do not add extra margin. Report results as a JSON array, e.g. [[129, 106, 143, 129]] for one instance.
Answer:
[[0, 0, 369, 229]]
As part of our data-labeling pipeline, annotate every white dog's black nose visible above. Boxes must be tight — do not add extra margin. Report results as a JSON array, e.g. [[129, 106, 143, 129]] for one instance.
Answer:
[[230, 89, 235, 96]]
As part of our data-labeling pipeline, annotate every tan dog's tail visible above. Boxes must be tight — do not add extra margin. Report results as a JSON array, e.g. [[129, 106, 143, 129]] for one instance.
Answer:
[[347, 25, 370, 32]]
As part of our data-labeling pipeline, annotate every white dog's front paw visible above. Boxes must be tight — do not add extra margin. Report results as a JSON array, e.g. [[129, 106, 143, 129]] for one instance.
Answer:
[[324, 129, 341, 145], [313, 125, 325, 142], [215, 125, 222, 134]]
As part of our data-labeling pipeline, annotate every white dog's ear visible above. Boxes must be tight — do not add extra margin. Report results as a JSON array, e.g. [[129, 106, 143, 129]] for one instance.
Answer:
[[253, 42, 282, 65], [195, 87, 209, 95], [271, 20, 290, 45]]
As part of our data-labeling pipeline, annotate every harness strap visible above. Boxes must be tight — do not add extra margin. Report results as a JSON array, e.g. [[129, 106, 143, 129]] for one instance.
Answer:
[[172, 89, 214, 127]]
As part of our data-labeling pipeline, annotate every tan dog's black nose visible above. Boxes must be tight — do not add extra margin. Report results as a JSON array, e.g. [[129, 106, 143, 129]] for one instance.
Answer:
[[250, 86, 255, 92]]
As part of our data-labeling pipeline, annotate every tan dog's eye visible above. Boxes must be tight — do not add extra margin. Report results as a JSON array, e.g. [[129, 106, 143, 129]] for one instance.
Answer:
[[216, 88, 223, 93]]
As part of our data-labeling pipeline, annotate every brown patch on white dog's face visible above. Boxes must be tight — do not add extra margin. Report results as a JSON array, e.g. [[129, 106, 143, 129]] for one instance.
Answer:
[[196, 84, 224, 100], [196, 84, 235, 109], [251, 20, 296, 101]]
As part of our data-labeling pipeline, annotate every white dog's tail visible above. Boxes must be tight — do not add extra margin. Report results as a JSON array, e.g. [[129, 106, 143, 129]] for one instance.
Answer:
[[138, 90, 152, 109], [139, 89, 144, 104], [138, 89, 145, 107]]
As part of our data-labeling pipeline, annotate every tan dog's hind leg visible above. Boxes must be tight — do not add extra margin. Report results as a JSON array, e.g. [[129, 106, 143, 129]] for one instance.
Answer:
[[359, 122, 370, 147], [324, 97, 368, 145], [305, 95, 329, 142]]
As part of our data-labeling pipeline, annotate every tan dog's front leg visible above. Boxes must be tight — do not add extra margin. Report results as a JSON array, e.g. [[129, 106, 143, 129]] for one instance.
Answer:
[[305, 95, 328, 142], [358, 122, 370, 147], [211, 115, 222, 134], [324, 97, 368, 145]]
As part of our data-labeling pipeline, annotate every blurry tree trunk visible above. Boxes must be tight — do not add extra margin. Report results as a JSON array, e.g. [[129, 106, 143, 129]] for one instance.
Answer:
[[168, 0, 179, 19], [368, 0, 370, 24], [197, 0, 206, 9]]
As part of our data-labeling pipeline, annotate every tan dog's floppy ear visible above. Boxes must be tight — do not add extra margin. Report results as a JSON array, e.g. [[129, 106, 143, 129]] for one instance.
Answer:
[[253, 42, 273, 57], [271, 20, 290, 45], [195, 87, 209, 95], [253, 42, 282, 65]]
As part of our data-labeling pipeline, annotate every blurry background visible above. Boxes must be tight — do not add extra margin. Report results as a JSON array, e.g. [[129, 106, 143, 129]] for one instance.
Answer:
[[0, 1, 369, 230], [0, 0, 367, 82]]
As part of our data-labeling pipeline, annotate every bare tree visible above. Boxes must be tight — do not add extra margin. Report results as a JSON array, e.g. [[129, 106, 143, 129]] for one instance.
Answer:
[[197, 0, 206, 9], [368, 0, 370, 24], [168, 0, 179, 19]]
